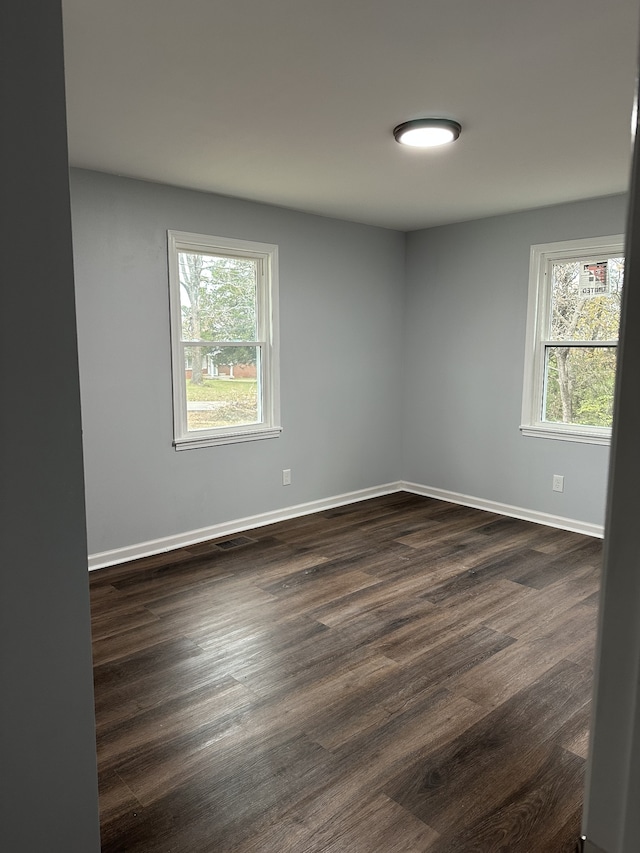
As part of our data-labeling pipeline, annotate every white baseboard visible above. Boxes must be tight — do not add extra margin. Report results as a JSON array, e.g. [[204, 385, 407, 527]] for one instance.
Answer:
[[88, 479, 604, 571], [401, 481, 604, 539], [87, 482, 403, 570]]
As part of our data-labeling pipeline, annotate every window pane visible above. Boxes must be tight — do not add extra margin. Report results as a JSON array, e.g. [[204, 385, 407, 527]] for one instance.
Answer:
[[178, 252, 257, 341], [543, 346, 617, 427], [184, 346, 260, 431], [550, 257, 624, 341]]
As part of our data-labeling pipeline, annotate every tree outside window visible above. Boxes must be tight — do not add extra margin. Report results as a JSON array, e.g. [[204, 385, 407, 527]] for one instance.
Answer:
[[521, 235, 624, 444], [168, 231, 280, 449]]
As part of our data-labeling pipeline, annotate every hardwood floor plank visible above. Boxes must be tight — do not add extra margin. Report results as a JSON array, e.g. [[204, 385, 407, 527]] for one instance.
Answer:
[[312, 578, 437, 629], [90, 493, 600, 852], [256, 568, 383, 613], [104, 732, 335, 853], [429, 577, 537, 626], [558, 700, 593, 760], [480, 579, 595, 639], [330, 688, 489, 784], [97, 675, 257, 770], [233, 640, 397, 703], [91, 598, 160, 642], [97, 769, 144, 828], [426, 746, 584, 853], [379, 621, 515, 674], [93, 636, 207, 726], [233, 793, 440, 853], [383, 660, 590, 834], [444, 637, 579, 709], [92, 617, 188, 667], [302, 627, 508, 752]]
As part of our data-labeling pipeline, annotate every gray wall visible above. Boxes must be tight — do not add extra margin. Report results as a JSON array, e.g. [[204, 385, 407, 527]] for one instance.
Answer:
[[70, 169, 405, 556], [71, 172, 629, 557], [0, 2, 100, 850], [402, 194, 628, 527]]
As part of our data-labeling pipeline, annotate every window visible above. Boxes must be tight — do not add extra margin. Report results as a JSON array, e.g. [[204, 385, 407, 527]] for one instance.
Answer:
[[521, 235, 624, 444], [167, 231, 280, 449]]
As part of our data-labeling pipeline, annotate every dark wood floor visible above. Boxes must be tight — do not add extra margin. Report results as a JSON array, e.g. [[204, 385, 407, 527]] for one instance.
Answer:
[[90, 492, 601, 852]]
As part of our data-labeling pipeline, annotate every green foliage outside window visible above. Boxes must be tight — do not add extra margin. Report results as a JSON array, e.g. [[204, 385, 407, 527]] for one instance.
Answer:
[[178, 251, 261, 430], [543, 258, 623, 428], [179, 251, 258, 386]]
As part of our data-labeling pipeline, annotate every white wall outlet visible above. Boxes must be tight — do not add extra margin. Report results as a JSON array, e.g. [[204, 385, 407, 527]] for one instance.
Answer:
[[282, 468, 292, 486], [552, 474, 564, 493]]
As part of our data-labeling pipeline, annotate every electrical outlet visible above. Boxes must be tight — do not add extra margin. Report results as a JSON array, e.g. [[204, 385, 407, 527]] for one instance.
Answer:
[[282, 468, 292, 486], [552, 474, 564, 493]]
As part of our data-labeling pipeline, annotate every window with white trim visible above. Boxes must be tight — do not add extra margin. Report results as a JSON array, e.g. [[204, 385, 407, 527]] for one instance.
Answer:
[[521, 235, 624, 444], [168, 231, 280, 449]]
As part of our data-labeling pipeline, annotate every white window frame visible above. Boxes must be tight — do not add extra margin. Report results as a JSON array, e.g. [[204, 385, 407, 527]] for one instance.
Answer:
[[520, 234, 624, 445], [167, 230, 281, 450]]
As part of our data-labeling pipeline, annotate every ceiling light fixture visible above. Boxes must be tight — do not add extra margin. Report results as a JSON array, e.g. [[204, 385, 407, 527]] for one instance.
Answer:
[[393, 118, 461, 148]]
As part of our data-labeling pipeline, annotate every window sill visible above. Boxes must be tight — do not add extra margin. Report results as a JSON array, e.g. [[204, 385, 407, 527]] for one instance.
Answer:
[[174, 425, 282, 450], [520, 424, 611, 446]]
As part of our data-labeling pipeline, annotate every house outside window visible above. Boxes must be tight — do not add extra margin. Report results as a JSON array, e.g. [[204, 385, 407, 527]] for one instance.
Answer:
[[167, 230, 281, 449], [521, 235, 624, 444]]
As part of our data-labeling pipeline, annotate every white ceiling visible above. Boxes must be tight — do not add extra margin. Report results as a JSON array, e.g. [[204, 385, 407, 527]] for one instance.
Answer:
[[62, 0, 640, 231]]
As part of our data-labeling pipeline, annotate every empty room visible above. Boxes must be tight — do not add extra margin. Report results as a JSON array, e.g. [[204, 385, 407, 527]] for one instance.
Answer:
[[4, 2, 640, 853]]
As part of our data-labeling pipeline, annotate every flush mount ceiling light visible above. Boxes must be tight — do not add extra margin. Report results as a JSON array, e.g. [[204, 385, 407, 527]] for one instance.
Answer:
[[393, 118, 462, 148]]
